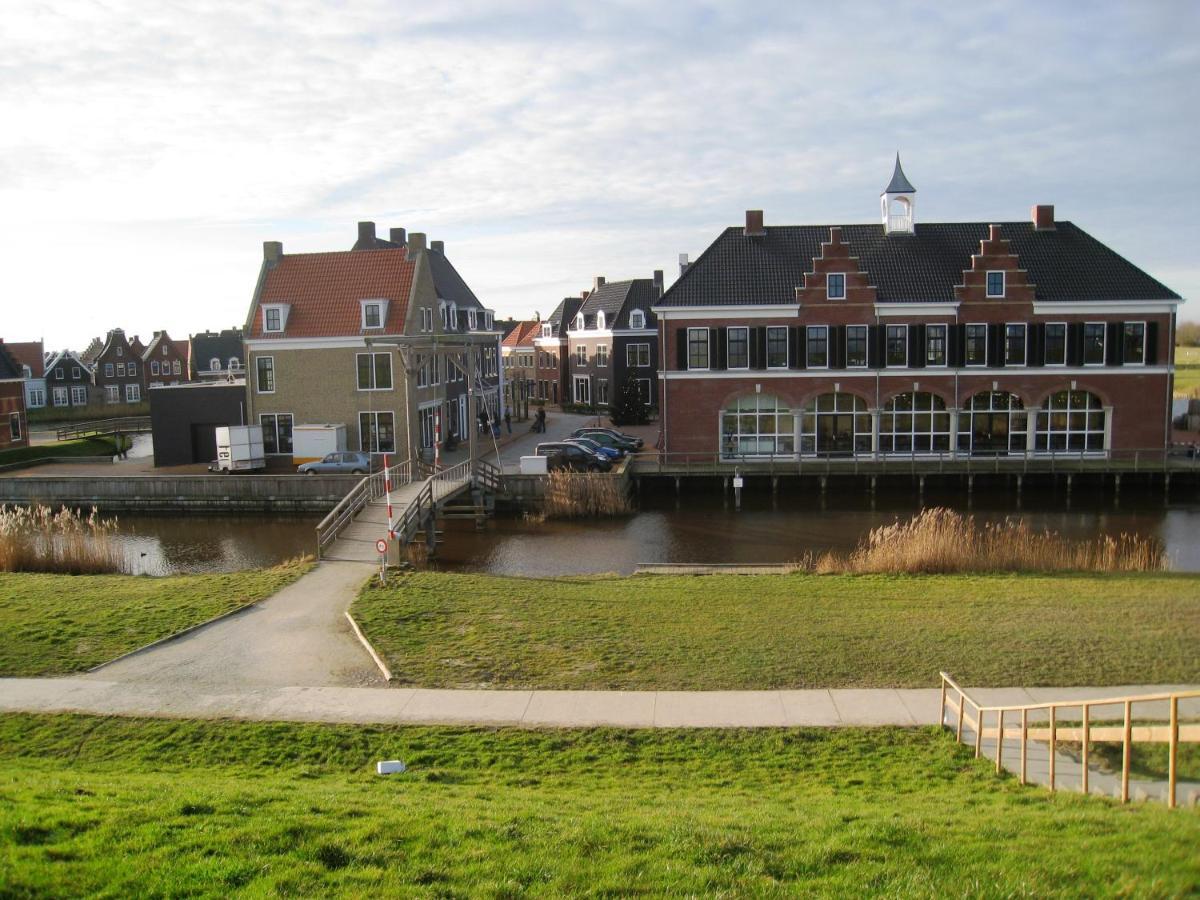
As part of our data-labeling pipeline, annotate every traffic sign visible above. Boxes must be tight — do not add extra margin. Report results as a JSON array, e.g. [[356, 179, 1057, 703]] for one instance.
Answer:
[[376, 539, 388, 555]]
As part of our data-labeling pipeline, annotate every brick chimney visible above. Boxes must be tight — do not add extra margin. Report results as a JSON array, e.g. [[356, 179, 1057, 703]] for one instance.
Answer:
[[431, 240, 444, 253], [357, 221, 376, 243], [406, 232, 426, 260], [678, 252, 689, 276], [988, 224, 1003, 241], [389, 227, 406, 244], [652, 269, 664, 296], [593, 275, 606, 290], [1032, 204, 1055, 230], [263, 241, 283, 265], [745, 209, 765, 237]]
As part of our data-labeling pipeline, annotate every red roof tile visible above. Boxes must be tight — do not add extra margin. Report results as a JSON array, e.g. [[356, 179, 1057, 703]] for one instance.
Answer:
[[2, 341, 44, 377], [249, 248, 416, 339], [501, 320, 539, 349]]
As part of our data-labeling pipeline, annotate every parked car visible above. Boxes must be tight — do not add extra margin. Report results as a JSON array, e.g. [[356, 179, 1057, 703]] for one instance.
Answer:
[[572, 429, 639, 453], [566, 437, 623, 460], [297, 451, 372, 475], [535, 442, 613, 472], [572, 427, 644, 450]]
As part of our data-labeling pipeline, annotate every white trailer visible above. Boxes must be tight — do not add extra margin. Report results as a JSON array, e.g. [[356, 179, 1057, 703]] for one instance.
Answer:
[[292, 424, 347, 465], [211, 425, 266, 473]]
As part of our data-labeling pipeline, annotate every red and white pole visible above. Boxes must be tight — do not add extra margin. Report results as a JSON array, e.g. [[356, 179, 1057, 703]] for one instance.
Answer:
[[383, 452, 394, 540], [434, 408, 441, 470]]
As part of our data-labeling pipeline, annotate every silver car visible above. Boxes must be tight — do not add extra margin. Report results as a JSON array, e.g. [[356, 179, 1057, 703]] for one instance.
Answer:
[[297, 451, 372, 475]]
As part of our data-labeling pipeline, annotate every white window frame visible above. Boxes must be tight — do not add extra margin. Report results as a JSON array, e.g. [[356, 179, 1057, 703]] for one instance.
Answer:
[[28, 388, 45, 408], [356, 352, 393, 391], [71, 367, 80, 379], [596, 378, 609, 406], [1083, 321, 1107, 367], [596, 311, 606, 330], [964, 323, 988, 368], [421, 307, 433, 333], [105, 385, 120, 403], [575, 345, 587, 366], [1004, 322, 1027, 367], [687, 327, 710, 371], [1123, 321, 1147, 366], [70, 386, 87, 405], [55, 368, 65, 380], [210, 358, 221, 372], [573, 375, 591, 405], [263, 304, 288, 333], [986, 271, 1006, 298], [626, 343, 651, 367], [1044, 322, 1068, 366], [360, 300, 386, 330], [596, 344, 609, 367], [359, 410, 397, 454], [726, 326, 749, 371], [541, 323, 552, 338], [925, 323, 948, 368], [766, 326, 789, 369], [9, 412, 21, 442], [255, 355, 276, 394], [116, 362, 126, 377], [806, 325, 829, 369], [261, 412, 295, 456], [885, 324, 908, 368], [826, 272, 846, 300], [468, 309, 477, 330], [125, 384, 140, 403], [574, 313, 585, 331], [846, 324, 869, 369], [53, 387, 69, 407], [630, 310, 646, 329]]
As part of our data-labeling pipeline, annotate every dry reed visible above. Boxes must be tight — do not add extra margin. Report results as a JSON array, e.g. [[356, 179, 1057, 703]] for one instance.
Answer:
[[0, 505, 127, 575], [801, 507, 1165, 575], [542, 471, 633, 519]]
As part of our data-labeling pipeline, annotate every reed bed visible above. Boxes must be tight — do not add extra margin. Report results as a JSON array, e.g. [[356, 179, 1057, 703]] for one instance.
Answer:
[[805, 507, 1166, 575], [0, 505, 127, 575], [541, 471, 633, 519]]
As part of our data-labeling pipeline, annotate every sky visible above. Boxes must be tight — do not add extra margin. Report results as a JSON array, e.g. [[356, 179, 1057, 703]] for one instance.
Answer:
[[2, 0, 1198, 350]]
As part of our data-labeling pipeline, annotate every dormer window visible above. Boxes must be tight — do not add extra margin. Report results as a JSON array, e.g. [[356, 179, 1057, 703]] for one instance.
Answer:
[[630, 310, 645, 329], [596, 311, 606, 330], [484, 311, 493, 330], [162, 345, 169, 356], [229, 358, 240, 371], [574, 313, 585, 330], [360, 299, 387, 329], [827, 273, 846, 300], [542, 324, 552, 338], [210, 358, 221, 371], [468, 309, 477, 330], [449, 303, 458, 330], [117, 346, 123, 357], [263, 304, 289, 333], [986, 271, 1005, 298]]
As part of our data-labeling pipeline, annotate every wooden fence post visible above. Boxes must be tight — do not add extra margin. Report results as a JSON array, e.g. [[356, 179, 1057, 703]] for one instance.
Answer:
[[975, 706, 983, 758], [1081, 703, 1090, 796], [1020, 708, 1028, 785], [1169, 695, 1178, 810], [1049, 705, 1056, 792], [957, 692, 965, 742], [1121, 700, 1132, 804], [939, 678, 947, 730], [996, 709, 1005, 774]]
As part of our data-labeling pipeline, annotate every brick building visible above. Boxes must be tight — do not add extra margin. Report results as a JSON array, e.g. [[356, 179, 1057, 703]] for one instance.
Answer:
[[566, 275, 661, 409], [142, 330, 190, 388], [93, 329, 144, 405], [501, 320, 539, 418], [654, 158, 1181, 460], [0, 344, 28, 451], [43, 350, 95, 409], [533, 296, 583, 405]]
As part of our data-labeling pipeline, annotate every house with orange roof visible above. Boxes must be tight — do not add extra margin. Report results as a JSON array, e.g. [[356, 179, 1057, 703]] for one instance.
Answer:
[[501, 319, 540, 420], [243, 222, 502, 462]]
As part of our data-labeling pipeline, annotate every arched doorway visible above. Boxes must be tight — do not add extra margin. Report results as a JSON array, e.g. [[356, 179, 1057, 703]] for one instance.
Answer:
[[720, 394, 794, 458], [958, 391, 1027, 455], [1035, 390, 1106, 452], [879, 392, 951, 454], [799, 392, 871, 456]]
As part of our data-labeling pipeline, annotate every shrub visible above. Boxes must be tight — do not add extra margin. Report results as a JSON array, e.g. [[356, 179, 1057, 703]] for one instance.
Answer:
[[0, 505, 126, 574]]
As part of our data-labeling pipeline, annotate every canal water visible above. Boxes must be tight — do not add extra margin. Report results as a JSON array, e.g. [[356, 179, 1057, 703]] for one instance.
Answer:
[[104, 488, 1200, 575]]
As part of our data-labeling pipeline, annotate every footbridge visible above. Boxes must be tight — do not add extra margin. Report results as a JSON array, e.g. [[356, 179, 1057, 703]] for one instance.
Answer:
[[55, 416, 152, 441], [315, 457, 505, 562]]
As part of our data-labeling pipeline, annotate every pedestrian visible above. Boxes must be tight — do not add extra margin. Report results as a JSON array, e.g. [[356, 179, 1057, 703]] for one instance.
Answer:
[[536, 407, 546, 433], [504, 410, 512, 434]]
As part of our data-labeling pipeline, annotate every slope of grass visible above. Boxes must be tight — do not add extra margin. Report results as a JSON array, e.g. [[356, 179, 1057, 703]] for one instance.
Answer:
[[1176, 344, 1200, 397], [0, 714, 1196, 897], [0, 559, 310, 675], [354, 572, 1200, 689], [0, 435, 122, 465]]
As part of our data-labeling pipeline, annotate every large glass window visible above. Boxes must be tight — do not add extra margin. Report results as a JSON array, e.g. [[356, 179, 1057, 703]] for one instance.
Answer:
[[1083, 323, 1106, 365], [1045, 323, 1066, 365], [361, 411, 396, 454], [1035, 391, 1106, 453], [886, 325, 907, 367], [879, 392, 951, 454], [767, 327, 788, 368], [806, 326, 828, 368], [986, 271, 1005, 297], [256, 356, 275, 393], [261, 413, 294, 454], [626, 343, 650, 367], [687, 328, 710, 370], [958, 392, 1027, 455], [720, 394, 794, 458], [965, 324, 987, 366], [727, 327, 749, 369], [265, 308, 281, 331], [1005, 324, 1026, 366], [597, 344, 609, 367], [846, 325, 867, 368], [799, 393, 871, 457], [1123, 322, 1146, 365], [926, 324, 947, 366], [356, 352, 393, 390], [826, 273, 846, 300]]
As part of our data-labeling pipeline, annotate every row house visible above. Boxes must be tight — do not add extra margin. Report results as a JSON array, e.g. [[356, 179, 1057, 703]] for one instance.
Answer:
[[93, 329, 146, 405], [189, 328, 245, 381], [501, 320, 539, 415], [566, 275, 661, 409], [43, 350, 94, 409], [142, 330, 191, 388], [532, 296, 582, 405], [654, 158, 1181, 461], [2, 340, 46, 410], [244, 222, 501, 462], [0, 343, 28, 450]]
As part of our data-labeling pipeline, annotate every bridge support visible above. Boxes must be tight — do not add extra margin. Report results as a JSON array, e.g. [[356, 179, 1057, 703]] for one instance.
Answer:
[[1164, 472, 1171, 500], [918, 474, 925, 500]]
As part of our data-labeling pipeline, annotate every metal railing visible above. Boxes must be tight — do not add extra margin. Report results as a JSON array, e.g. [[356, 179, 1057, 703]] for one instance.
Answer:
[[315, 458, 412, 557], [55, 416, 152, 441], [940, 672, 1200, 808]]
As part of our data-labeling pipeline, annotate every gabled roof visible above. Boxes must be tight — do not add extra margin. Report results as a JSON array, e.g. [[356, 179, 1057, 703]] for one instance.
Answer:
[[248, 248, 416, 339], [884, 154, 915, 194], [4, 341, 44, 377], [142, 331, 174, 360], [427, 247, 484, 311], [656, 221, 1181, 307], [576, 279, 659, 329], [190, 329, 244, 372], [44, 350, 91, 375], [501, 320, 540, 349], [0, 343, 22, 379], [97, 329, 131, 360], [79, 336, 103, 364], [538, 297, 585, 338]]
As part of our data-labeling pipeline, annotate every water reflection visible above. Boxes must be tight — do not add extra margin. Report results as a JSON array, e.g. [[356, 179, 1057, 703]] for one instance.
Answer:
[[109, 516, 319, 575]]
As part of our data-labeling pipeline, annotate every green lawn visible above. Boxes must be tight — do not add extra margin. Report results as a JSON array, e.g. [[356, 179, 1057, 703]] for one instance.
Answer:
[[0, 560, 310, 675], [0, 435, 123, 465], [354, 572, 1200, 689], [0, 714, 1195, 897], [1176, 344, 1200, 397]]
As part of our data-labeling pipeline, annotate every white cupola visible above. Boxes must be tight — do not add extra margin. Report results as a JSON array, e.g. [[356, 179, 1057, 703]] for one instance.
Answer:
[[880, 153, 916, 235]]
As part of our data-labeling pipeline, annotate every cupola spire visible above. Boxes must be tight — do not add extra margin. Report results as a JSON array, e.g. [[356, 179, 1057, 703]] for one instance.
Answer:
[[880, 153, 916, 234]]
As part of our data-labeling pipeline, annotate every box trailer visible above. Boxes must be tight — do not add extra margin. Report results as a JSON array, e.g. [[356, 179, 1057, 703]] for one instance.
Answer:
[[292, 424, 347, 465], [211, 425, 266, 473]]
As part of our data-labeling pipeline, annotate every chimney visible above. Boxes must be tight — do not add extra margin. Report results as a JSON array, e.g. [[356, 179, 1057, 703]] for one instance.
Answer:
[[678, 252, 689, 276], [652, 269, 664, 296], [1032, 204, 1055, 231], [580, 290, 590, 300], [593, 275, 606, 291], [357, 221, 376, 243], [406, 232, 427, 259], [263, 241, 283, 265], [431, 240, 444, 253], [988, 224, 1003, 242], [744, 209, 765, 236], [389, 227, 406, 245]]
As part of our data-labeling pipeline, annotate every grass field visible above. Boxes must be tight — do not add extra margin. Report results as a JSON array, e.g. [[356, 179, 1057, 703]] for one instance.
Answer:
[[0, 714, 1196, 897], [1176, 344, 1200, 397], [353, 572, 1200, 690], [0, 435, 123, 465], [0, 559, 310, 675]]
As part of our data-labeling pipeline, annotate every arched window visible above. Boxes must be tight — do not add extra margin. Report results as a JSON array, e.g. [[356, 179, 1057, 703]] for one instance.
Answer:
[[799, 392, 871, 456], [210, 358, 221, 371], [596, 311, 606, 330], [1035, 391, 1106, 452], [958, 392, 1027, 455], [880, 392, 951, 454], [721, 394, 794, 458]]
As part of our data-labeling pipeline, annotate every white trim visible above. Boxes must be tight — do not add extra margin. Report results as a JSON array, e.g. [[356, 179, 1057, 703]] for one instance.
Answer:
[[964, 322, 988, 367], [254, 355, 276, 394], [262, 303, 290, 333], [925, 322, 949, 368], [884, 323, 908, 368], [245, 335, 403, 350], [611, 328, 658, 337], [1033, 300, 1179, 314], [655, 306, 797, 320], [726, 326, 750, 371], [1044, 322, 1068, 366], [875, 302, 961, 317], [846, 323, 869, 369], [355, 351, 394, 391], [1123, 320, 1147, 366], [360, 298, 388, 330], [1083, 320, 1107, 366], [686, 326, 711, 371], [1004, 322, 1027, 367], [986, 271, 1006, 298], [826, 272, 846, 300], [567, 328, 613, 339], [660, 366, 1173, 381], [805, 325, 829, 369], [766, 325, 789, 369], [629, 310, 646, 329]]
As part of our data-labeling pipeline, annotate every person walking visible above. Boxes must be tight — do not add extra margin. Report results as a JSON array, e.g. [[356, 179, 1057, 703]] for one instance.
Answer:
[[504, 410, 512, 434], [536, 407, 546, 433]]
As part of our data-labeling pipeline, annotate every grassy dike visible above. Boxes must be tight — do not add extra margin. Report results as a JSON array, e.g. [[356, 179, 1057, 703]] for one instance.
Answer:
[[0, 435, 124, 465], [0, 714, 1197, 896], [353, 571, 1200, 689], [0, 559, 311, 675]]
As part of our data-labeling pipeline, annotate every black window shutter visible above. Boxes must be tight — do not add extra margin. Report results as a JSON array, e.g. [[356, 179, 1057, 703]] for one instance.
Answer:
[[1146, 321, 1159, 365], [831, 325, 845, 369], [1029, 323, 1044, 368], [949, 324, 962, 368], [676, 328, 688, 371], [909, 324, 925, 368], [715, 327, 727, 370], [867, 325, 881, 368], [1106, 322, 1121, 366], [789, 327, 803, 370], [750, 327, 766, 369], [1067, 323, 1083, 366]]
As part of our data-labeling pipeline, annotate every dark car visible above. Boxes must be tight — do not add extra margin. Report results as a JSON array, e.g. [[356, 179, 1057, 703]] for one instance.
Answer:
[[572, 427, 643, 450], [535, 442, 613, 473], [572, 429, 639, 453], [566, 436, 623, 460]]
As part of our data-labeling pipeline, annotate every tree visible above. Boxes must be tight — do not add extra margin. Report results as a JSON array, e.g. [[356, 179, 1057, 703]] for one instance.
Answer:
[[609, 374, 649, 426]]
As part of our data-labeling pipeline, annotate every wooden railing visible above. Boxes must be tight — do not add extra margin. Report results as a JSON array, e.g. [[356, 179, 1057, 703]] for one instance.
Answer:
[[315, 459, 412, 558], [940, 672, 1200, 808], [474, 457, 506, 494], [55, 416, 152, 441], [390, 459, 473, 545]]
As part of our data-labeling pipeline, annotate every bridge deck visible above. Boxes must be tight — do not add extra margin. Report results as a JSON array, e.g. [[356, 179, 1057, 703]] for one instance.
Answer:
[[321, 475, 472, 562]]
